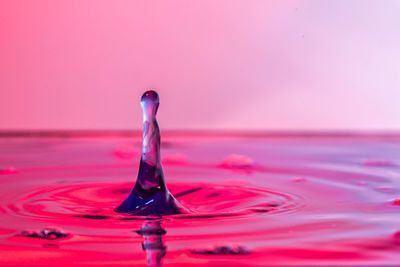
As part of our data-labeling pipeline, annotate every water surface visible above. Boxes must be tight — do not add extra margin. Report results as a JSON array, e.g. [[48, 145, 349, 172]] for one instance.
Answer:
[[1, 132, 400, 266]]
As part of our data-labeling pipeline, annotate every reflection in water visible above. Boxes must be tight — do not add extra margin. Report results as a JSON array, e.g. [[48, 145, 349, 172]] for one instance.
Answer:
[[136, 219, 167, 267]]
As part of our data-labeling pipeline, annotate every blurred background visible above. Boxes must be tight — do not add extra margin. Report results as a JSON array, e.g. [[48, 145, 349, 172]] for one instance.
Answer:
[[1, 0, 399, 131]]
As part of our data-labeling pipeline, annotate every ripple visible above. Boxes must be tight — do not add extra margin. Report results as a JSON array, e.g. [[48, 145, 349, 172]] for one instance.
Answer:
[[2, 136, 400, 266], [4, 181, 300, 223]]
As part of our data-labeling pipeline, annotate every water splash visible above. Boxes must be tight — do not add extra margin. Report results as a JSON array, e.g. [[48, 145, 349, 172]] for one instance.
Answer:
[[114, 91, 185, 215]]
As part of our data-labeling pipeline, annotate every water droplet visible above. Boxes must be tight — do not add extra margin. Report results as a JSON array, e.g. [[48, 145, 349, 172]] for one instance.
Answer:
[[220, 154, 255, 169], [141, 90, 159, 103], [114, 90, 185, 215], [17, 227, 70, 240]]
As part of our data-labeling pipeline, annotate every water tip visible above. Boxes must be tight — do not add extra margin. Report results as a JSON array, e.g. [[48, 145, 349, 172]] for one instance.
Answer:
[[141, 90, 159, 103]]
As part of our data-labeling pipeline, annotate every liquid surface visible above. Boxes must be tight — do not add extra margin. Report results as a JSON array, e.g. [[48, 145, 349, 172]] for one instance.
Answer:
[[1, 133, 400, 266]]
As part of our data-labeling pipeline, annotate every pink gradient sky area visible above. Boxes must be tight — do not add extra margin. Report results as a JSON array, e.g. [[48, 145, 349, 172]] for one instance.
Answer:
[[1, 0, 400, 131]]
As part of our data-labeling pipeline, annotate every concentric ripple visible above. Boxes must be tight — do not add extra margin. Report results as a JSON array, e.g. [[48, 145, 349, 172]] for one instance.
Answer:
[[4, 181, 300, 222], [2, 135, 400, 266]]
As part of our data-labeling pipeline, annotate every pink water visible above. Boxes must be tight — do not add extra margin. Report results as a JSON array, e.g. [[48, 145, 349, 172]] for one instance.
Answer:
[[1, 132, 400, 266]]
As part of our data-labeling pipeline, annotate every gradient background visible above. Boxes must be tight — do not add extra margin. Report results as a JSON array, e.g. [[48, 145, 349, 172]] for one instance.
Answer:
[[1, 0, 399, 131]]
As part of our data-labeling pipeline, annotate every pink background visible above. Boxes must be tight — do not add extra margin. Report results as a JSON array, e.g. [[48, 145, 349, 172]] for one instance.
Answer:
[[1, 0, 399, 131]]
